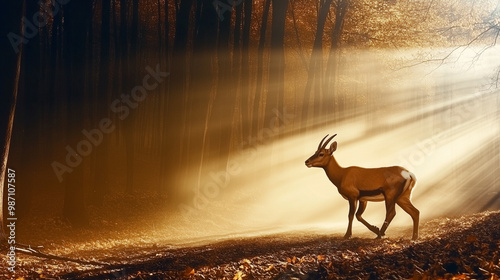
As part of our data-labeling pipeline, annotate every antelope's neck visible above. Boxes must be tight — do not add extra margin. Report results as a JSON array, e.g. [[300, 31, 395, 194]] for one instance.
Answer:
[[323, 156, 344, 188]]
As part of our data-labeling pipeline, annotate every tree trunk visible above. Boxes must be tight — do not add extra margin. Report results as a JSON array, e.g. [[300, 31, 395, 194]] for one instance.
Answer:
[[326, 0, 349, 119], [17, 0, 44, 219], [253, 0, 271, 133], [122, 0, 139, 194], [301, 0, 333, 130], [112, 0, 121, 147], [267, 0, 289, 126], [163, 0, 193, 205], [157, 0, 171, 195], [0, 0, 24, 237], [241, 0, 253, 137], [48, 0, 63, 153], [207, 2, 233, 174], [92, 0, 112, 205], [62, 0, 93, 227], [189, 0, 218, 198], [164, 0, 170, 64]]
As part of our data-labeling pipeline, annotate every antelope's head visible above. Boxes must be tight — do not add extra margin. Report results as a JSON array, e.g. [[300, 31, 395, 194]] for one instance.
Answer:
[[305, 134, 338, 168]]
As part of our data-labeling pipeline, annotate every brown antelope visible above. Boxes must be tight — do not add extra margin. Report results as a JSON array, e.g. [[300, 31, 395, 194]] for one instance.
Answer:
[[305, 134, 419, 240]]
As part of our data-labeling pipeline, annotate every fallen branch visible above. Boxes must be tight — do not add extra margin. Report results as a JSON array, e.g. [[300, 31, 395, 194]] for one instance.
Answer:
[[15, 243, 109, 266]]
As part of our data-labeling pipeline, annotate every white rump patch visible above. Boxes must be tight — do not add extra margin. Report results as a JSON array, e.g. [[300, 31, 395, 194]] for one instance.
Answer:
[[400, 170, 416, 198], [401, 170, 410, 180]]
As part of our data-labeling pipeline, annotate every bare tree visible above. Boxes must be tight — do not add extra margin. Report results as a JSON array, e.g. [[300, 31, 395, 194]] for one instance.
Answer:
[[62, 0, 93, 226], [92, 0, 112, 205], [163, 0, 193, 204], [253, 0, 271, 133], [241, 0, 253, 137], [325, 0, 349, 118], [301, 0, 334, 130], [267, 0, 289, 126]]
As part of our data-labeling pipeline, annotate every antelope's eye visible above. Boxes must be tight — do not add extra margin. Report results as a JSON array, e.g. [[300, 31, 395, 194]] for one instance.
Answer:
[[319, 153, 324, 157]]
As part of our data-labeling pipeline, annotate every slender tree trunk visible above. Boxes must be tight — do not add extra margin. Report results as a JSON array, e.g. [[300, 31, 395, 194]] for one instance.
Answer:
[[164, 0, 170, 63], [254, 0, 271, 133], [301, 0, 333, 130], [0, 0, 24, 237], [233, 1, 242, 74], [189, 0, 218, 197], [326, 0, 349, 119], [208, 2, 233, 173], [157, 0, 162, 61], [241, 0, 253, 137], [17, 0, 44, 219], [62, 0, 93, 227], [93, 0, 112, 205], [290, 0, 307, 68], [38, 6, 52, 170], [157, 0, 171, 195], [231, 2, 243, 142], [112, 0, 121, 146], [267, 0, 289, 126], [164, 0, 193, 205], [48, 1, 63, 153], [122, 0, 139, 194]]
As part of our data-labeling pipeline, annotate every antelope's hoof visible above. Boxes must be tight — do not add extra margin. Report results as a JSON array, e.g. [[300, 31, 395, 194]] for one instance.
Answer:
[[412, 235, 419, 241], [370, 226, 380, 235], [375, 231, 386, 239], [343, 234, 352, 240]]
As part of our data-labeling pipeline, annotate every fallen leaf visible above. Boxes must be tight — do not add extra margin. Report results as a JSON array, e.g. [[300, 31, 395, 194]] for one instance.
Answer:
[[233, 271, 246, 280], [467, 235, 478, 243], [184, 267, 195, 276]]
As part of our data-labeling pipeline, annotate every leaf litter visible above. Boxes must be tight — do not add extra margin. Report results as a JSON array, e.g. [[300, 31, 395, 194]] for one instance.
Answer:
[[1, 211, 499, 279]]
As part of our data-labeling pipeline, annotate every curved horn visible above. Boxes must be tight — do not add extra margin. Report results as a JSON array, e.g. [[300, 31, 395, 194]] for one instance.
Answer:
[[320, 134, 337, 150], [317, 134, 329, 151]]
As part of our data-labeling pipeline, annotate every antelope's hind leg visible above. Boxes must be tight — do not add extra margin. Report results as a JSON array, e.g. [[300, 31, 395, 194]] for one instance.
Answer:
[[355, 200, 380, 238], [397, 197, 420, 240]]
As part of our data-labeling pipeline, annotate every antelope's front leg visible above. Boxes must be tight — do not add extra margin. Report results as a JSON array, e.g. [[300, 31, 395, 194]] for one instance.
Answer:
[[344, 199, 357, 239], [356, 200, 380, 237]]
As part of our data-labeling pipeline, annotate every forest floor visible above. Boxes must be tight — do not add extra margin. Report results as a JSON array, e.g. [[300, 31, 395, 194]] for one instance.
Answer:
[[2, 209, 500, 279]]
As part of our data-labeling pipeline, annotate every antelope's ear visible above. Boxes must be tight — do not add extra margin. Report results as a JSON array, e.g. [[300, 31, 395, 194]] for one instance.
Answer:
[[329, 141, 337, 154]]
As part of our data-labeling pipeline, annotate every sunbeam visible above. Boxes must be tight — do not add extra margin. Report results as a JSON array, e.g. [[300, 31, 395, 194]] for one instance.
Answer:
[[144, 47, 500, 245]]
